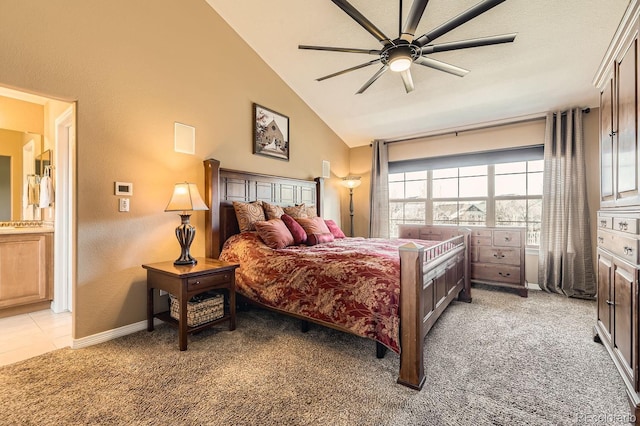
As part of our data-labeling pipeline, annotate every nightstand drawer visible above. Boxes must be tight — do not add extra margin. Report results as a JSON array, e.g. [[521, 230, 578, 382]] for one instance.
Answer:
[[187, 272, 232, 291]]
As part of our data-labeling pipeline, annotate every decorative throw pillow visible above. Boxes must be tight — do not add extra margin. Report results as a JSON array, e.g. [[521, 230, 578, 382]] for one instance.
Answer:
[[295, 216, 331, 236], [306, 232, 335, 246], [305, 205, 318, 218], [262, 201, 285, 220], [232, 201, 265, 232], [254, 219, 294, 249], [283, 204, 309, 218], [324, 219, 346, 238], [281, 214, 307, 244]]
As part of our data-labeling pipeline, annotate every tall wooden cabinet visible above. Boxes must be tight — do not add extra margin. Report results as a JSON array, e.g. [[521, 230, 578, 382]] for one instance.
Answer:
[[594, 1, 640, 421]]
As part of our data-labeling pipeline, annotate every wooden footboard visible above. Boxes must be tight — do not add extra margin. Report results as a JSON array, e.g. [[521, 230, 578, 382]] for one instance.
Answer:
[[397, 232, 471, 389]]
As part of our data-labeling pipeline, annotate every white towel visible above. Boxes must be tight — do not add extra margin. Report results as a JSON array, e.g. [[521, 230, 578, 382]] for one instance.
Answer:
[[39, 175, 53, 208]]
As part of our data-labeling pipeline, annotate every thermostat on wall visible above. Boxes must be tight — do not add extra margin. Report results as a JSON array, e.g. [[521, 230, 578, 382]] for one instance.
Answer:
[[115, 182, 133, 196]]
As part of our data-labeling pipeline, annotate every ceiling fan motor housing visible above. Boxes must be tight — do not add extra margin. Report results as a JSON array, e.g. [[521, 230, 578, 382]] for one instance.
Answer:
[[381, 42, 420, 70]]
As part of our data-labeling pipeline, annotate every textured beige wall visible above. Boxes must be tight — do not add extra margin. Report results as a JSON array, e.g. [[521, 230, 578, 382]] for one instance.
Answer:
[[0, 0, 349, 338], [350, 110, 601, 285]]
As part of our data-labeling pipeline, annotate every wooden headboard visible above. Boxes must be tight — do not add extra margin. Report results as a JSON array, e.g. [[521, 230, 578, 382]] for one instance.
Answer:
[[203, 159, 324, 258]]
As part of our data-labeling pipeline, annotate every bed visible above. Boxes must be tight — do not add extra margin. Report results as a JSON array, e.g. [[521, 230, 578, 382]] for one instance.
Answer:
[[203, 159, 471, 390]]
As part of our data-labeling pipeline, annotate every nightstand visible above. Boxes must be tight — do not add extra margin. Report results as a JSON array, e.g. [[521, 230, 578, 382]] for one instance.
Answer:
[[143, 258, 239, 351]]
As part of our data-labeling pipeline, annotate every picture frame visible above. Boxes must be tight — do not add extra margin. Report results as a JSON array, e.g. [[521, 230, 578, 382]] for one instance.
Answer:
[[253, 103, 289, 161]]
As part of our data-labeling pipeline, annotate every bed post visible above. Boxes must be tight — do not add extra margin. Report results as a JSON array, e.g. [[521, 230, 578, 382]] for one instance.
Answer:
[[314, 177, 324, 217], [458, 229, 472, 303], [397, 242, 426, 390], [203, 158, 221, 259]]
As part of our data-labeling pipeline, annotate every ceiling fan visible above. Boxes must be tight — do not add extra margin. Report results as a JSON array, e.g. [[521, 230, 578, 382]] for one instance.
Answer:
[[299, 0, 516, 94]]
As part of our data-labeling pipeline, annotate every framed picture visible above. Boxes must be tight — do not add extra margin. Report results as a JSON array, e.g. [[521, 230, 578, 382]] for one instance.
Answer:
[[253, 103, 289, 161]]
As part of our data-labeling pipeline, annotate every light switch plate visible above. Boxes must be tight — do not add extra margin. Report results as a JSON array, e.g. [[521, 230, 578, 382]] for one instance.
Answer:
[[119, 198, 130, 212]]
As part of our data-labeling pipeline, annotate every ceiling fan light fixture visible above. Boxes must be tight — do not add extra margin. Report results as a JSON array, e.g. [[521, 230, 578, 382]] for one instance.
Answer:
[[389, 56, 412, 72]]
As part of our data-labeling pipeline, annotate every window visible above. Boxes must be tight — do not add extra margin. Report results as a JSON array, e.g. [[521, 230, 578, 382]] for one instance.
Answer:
[[389, 149, 543, 246]]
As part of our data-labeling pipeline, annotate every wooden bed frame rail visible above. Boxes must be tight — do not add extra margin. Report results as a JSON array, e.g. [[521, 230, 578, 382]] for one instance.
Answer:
[[203, 159, 471, 390]]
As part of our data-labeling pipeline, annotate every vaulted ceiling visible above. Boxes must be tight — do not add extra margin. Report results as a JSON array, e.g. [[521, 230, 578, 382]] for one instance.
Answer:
[[206, 0, 630, 147]]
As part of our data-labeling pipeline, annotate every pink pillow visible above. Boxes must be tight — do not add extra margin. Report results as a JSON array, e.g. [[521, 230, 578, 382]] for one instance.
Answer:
[[324, 220, 346, 238], [306, 233, 335, 246], [281, 214, 307, 245], [254, 219, 294, 249], [295, 216, 331, 235]]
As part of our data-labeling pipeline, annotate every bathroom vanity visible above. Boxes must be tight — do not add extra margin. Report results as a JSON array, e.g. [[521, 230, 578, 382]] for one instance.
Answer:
[[0, 225, 53, 317]]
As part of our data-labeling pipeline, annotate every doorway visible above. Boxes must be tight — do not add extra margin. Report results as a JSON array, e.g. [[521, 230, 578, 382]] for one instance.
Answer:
[[0, 85, 76, 362]]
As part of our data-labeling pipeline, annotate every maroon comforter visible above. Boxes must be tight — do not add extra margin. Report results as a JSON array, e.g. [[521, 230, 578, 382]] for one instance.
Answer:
[[219, 232, 446, 352]]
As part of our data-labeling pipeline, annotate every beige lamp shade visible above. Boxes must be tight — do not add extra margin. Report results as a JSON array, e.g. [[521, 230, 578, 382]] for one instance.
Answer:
[[341, 176, 362, 189], [165, 182, 209, 212]]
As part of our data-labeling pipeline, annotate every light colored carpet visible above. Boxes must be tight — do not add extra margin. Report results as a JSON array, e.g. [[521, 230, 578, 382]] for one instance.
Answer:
[[0, 287, 632, 425]]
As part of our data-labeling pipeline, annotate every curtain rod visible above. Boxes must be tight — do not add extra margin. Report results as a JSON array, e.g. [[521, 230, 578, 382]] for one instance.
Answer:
[[375, 108, 590, 146]]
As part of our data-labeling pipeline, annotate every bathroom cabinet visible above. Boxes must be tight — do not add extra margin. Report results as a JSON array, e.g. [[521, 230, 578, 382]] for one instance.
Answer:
[[0, 231, 53, 316]]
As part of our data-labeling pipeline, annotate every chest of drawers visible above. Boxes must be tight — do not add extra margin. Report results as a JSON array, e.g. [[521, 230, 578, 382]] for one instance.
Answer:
[[469, 227, 527, 297]]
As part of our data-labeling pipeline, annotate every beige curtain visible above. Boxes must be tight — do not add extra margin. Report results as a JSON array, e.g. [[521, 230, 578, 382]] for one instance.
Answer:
[[369, 140, 389, 238], [538, 108, 595, 297]]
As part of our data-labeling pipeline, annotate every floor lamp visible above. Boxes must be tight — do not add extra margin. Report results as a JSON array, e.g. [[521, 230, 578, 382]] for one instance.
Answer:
[[341, 176, 361, 237]]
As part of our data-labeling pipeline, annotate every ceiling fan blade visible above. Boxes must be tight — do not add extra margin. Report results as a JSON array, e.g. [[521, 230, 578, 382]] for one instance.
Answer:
[[421, 33, 517, 54], [317, 59, 381, 81], [400, 69, 415, 93], [299, 45, 381, 55], [400, 0, 431, 41], [415, 56, 469, 77], [331, 0, 392, 46], [414, 0, 507, 47], [356, 65, 389, 94]]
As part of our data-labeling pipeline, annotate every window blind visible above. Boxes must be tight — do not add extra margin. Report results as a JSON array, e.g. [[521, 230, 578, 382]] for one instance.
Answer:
[[389, 145, 544, 174]]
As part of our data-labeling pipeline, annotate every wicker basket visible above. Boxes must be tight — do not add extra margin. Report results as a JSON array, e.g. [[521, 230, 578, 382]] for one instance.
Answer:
[[169, 292, 224, 327]]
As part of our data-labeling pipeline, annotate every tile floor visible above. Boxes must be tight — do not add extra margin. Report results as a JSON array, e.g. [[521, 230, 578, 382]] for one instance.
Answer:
[[0, 309, 72, 367]]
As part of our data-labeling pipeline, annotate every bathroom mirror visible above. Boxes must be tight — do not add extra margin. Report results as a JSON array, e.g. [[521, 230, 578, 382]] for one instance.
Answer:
[[36, 149, 51, 176], [0, 129, 43, 221]]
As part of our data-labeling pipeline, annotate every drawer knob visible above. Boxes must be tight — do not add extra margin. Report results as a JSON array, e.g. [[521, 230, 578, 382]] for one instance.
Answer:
[[619, 222, 628, 231], [597, 237, 604, 244], [606, 299, 615, 306], [504, 236, 511, 242], [624, 246, 634, 256], [600, 220, 607, 227], [493, 251, 505, 259], [193, 281, 201, 285], [498, 272, 511, 277]]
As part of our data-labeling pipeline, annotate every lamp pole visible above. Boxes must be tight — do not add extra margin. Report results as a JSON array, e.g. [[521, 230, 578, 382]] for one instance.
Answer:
[[341, 175, 361, 238], [349, 187, 355, 237]]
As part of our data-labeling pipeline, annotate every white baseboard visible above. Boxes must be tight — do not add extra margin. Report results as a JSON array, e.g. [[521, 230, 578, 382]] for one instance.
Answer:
[[528, 282, 542, 291], [71, 318, 163, 349]]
